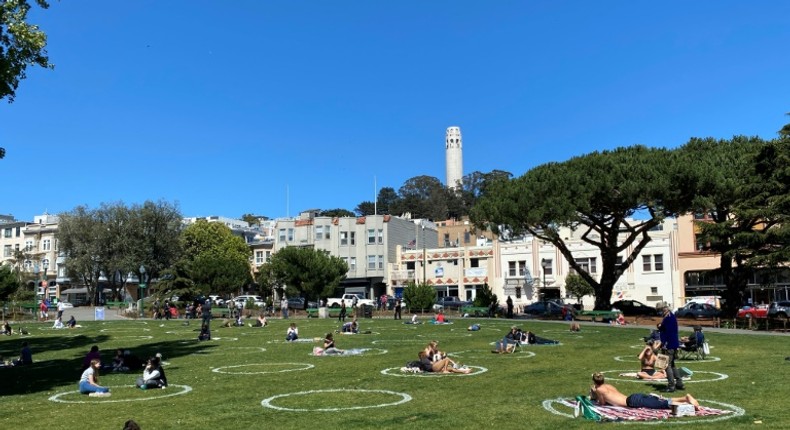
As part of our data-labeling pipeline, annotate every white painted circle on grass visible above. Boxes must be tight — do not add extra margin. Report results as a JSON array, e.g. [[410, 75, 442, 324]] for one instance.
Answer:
[[614, 355, 720, 363], [48, 384, 192, 403], [212, 363, 314, 375], [310, 348, 388, 357], [100, 328, 150, 332], [541, 398, 744, 424], [599, 370, 728, 383], [380, 365, 488, 377], [448, 350, 536, 360], [262, 389, 411, 412]]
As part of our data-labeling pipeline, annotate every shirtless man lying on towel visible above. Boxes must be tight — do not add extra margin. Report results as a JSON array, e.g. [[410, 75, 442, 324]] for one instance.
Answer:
[[590, 372, 699, 410]]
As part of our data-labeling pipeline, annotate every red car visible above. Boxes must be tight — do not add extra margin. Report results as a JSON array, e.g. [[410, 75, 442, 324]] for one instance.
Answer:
[[737, 305, 769, 319]]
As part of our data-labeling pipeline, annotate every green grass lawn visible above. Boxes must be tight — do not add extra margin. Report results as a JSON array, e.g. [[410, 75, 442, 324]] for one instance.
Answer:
[[1, 316, 788, 429]]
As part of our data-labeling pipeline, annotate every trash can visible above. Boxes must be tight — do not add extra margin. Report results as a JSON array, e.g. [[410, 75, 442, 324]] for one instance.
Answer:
[[362, 305, 373, 319], [318, 307, 328, 319]]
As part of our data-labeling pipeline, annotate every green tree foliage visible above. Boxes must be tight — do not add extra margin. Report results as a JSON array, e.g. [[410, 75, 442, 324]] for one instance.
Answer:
[[376, 187, 400, 215], [402, 281, 436, 312], [472, 282, 498, 308], [57, 201, 183, 304], [681, 135, 789, 314], [240, 214, 265, 226], [1, 0, 53, 103], [564, 273, 594, 303], [472, 146, 692, 310], [354, 201, 375, 216], [319, 208, 355, 218], [179, 220, 252, 297], [0, 264, 21, 301], [396, 175, 449, 221], [256, 246, 347, 301]]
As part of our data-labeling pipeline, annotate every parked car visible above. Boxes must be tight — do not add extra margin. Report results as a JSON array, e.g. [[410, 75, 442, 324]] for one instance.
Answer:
[[432, 296, 472, 311], [231, 295, 266, 308], [767, 300, 790, 320], [281, 297, 318, 310], [523, 301, 563, 316], [736, 305, 769, 319], [208, 295, 225, 306], [611, 300, 659, 317], [675, 302, 721, 318], [58, 301, 74, 309]]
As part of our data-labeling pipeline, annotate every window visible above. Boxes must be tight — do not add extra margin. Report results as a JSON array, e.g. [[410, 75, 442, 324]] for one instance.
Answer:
[[508, 261, 517, 277], [378, 255, 384, 269], [574, 258, 595, 274], [349, 257, 356, 271], [695, 235, 707, 251], [42, 239, 51, 251], [255, 251, 265, 264], [3, 228, 10, 238], [643, 254, 664, 272], [464, 231, 471, 244], [25, 240, 33, 252], [315, 226, 324, 240], [340, 231, 348, 246], [368, 255, 376, 269], [23, 260, 32, 269], [3, 245, 10, 257], [15, 226, 20, 237], [287, 228, 294, 242], [470, 258, 479, 268], [543, 259, 554, 275], [265, 251, 271, 260], [377, 229, 384, 244], [350, 232, 356, 245], [651, 287, 658, 294], [367, 229, 375, 244], [279, 229, 286, 242], [443, 233, 450, 246], [325, 225, 330, 240], [509, 260, 526, 276], [518, 260, 526, 276]]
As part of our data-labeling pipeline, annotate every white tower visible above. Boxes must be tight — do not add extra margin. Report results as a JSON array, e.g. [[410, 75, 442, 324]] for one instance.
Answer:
[[445, 126, 463, 190]]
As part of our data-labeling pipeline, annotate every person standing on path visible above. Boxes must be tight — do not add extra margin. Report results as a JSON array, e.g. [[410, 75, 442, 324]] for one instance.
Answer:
[[339, 299, 347, 322], [394, 299, 402, 320]]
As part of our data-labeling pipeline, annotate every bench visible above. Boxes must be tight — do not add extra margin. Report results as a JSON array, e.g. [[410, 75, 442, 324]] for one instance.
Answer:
[[460, 306, 490, 317], [104, 301, 127, 309], [578, 310, 621, 322]]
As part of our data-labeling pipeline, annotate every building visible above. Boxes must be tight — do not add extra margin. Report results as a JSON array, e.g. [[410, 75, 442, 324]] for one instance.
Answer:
[[445, 126, 463, 190], [0, 213, 62, 300], [435, 217, 496, 248], [274, 211, 438, 299]]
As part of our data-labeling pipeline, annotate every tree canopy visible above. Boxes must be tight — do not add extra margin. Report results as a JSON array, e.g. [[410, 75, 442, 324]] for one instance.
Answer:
[[1, 0, 53, 103], [179, 220, 252, 297], [472, 145, 692, 310], [0, 264, 21, 301], [256, 246, 347, 301]]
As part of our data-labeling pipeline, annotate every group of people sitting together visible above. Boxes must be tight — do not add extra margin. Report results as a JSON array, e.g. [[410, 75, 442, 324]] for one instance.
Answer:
[[405, 340, 471, 374], [51, 315, 78, 329], [78, 345, 168, 397], [493, 325, 559, 353]]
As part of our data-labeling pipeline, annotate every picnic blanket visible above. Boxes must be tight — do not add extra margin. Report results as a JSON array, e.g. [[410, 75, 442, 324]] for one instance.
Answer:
[[560, 398, 731, 421]]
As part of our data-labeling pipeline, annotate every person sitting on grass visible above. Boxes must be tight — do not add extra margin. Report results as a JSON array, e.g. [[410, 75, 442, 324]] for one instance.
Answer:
[[636, 342, 667, 380], [493, 326, 521, 353], [79, 358, 110, 396], [52, 316, 65, 329], [435, 310, 446, 323], [417, 350, 470, 374], [590, 372, 698, 410], [3, 320, 12, 335], [198, 323, 210, 341], [67, 316, 77, 329], [136, 356, 167, 389], [286, 323, 299, 341], [341, 320, 359, 334], [252, 314, 268, 327], [323, 333, 345, 355]]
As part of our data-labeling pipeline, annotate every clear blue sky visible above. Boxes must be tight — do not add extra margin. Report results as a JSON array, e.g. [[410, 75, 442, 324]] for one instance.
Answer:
[[2, 1, 789, 222]]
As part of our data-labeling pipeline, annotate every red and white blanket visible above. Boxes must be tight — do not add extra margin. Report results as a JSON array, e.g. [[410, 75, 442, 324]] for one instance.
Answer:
[[560, 399, 732, 421]]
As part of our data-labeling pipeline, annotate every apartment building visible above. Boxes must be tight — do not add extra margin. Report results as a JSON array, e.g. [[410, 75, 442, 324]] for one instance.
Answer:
[[274, 210, 437, 299], [0, 214, 62, 299]]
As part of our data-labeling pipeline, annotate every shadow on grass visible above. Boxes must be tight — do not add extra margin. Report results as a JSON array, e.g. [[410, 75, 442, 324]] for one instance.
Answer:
[[0, 333, 218, 397]]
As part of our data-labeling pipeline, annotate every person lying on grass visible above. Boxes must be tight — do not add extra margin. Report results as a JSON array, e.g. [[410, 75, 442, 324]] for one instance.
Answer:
[[590, 372, 698, 410]]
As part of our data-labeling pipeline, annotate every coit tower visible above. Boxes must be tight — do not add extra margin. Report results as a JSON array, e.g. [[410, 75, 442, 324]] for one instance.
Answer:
[[445, 126, 463, 190]]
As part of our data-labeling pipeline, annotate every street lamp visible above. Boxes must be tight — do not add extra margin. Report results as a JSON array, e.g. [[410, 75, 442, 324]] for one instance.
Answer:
[[540, 259, 548, 302], [139, 265, 147, 318], [422, 225, 427, 284]]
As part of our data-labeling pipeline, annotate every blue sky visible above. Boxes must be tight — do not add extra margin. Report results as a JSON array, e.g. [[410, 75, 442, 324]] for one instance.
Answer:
[[2, 1, 789, 222]]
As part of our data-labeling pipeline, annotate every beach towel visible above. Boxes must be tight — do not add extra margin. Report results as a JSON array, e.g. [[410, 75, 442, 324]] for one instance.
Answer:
[[560, 398, 731, 421]]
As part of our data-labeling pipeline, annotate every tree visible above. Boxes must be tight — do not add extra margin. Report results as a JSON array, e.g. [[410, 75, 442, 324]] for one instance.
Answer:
[[257, 246, 347, 302], [472, 146, 692, 310], [355, 201, 375, 216], [564, 273, 594, 304], [0, 264, 21, 301], [179, 220, 252, 297], [682, 135, 789, 314], [240, 214, 265, 226], [57, 201, 183, 304], [1, 0, 53, 103], [396, 175, 449, 221], [472, 282, 498, 308], [402, 281, 436, 312], [319, 208, 355, 218], [376, 187, 401, 215]]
